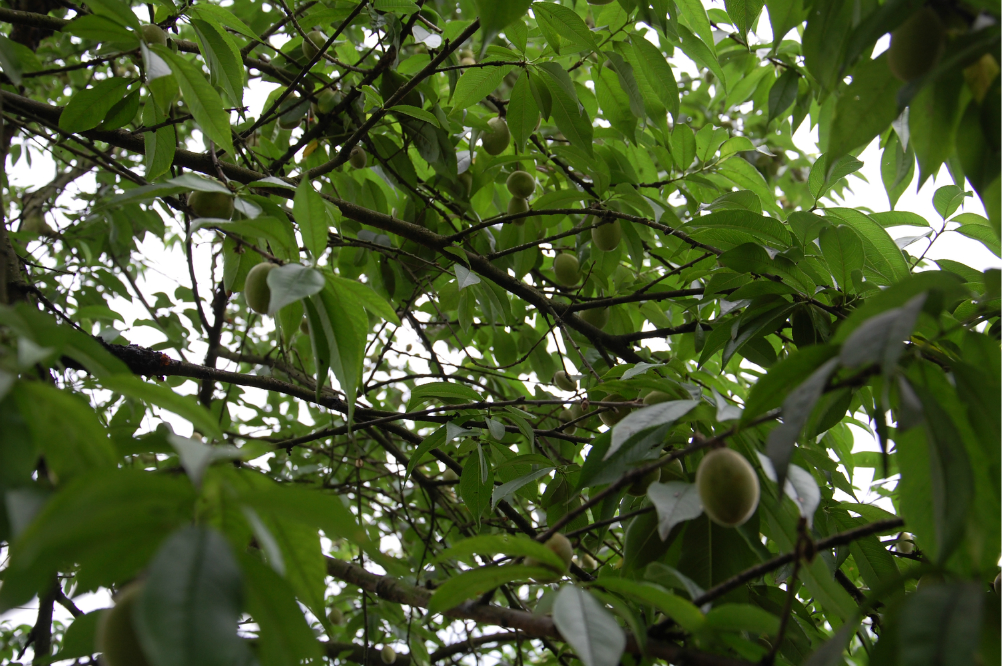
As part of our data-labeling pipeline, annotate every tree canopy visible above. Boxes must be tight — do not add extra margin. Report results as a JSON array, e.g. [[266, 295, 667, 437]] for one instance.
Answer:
[[0, 1, 999, 666]]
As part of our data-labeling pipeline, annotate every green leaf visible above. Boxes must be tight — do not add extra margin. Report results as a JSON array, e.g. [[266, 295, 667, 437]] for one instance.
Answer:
[[819, 225, 865, 292], [933, 185, 969, 220], [85, 0, 141, 30], [552, 585, 626, 666], [142, 101, 176, 181], [406, 381, 482, 411], [898, 583, 984, 666], [880, 130, 916, 210], [59, 78, 132, 133], [491, 467, 555, 509], [828, 54, 904, 164], [460, 451, 493, 526], [187, 5, 258, 40], [452, 61, 515, 109], [507, 70, 539, 151], [436, 534, 565, 570], [675, 24, 727, 93], [428, 565, 555, 613], [629, 38, 679, 120], [314, 278, 367, 415], [706, 603, 780, 635], [809, 154, 864, 202], [533, 3, 599, 54], [742, 344, 839, 422], [473, 0, 533, 38], [955, 224, 1001, 258], [190, 18, 244, 107], [607, 400, 699, 459], [98, 375, 224, 442], [537, 62, 593, 156], [646, 481, 704, 540], [293, 179, 329, 260], [824, 208, 910, 284], [670, 124, 696, 171], [65, 15, 139, 47], [686, 210, 791, 248], [331, 276, 400, 325], [840, 292, 925, 372], [592, 578, 705, 632], [240, 555, 323, 666], [767, 68, 799, 125], [134, 526, 244, 666], [266, 264, 326, 316], [724, 0, 765, 36], [51, 610, 102, 661], [152, 46, 235, 156], [0, 34, 24, 86]]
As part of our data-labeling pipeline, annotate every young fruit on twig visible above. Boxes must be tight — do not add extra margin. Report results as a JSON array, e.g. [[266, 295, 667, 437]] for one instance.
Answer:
[[580, 307, 610, 330], [189, 190, 235, 220], [506, 170, 536, 198], [481, 117, 510, 155], [887, 8, 944, 82], [507, 195, 530, 224], [327, 607, 344, 625], [303, 30, 327, 61], [643, 390, 672, 405], [525, 533, 573, 582], [244, 262, 278, 315], [349, 145, 367, 169], [553, 370, 577, 391], [553, 252, 580, 287], [96, 582, 152, 666], [696, 448, 760, 527], [381, 646, 397, 665], [598, 394, 630, 426], [591, 219, 622, 251], [141, 24, 167, 47]]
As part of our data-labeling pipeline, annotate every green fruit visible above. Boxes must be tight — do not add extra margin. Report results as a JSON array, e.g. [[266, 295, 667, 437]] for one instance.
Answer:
[[580, 307, 610, 330], [97, 583, 152, 666], [591, 219, 622, 251], [303, 30, 327, 61], [660, 457, 685, 482], [506, 171, 536, 198], [553, 370, 577, 391], [481, 117, 510, 155], [188, 190, 234, 219], [316, 89, 340, 115], [696, 448, 760, 527], [526, 533, 573, 582], [643, 390, 672, 405], [457, 172, 473, 197], [328, 608, 344, 625], [381, 646, 397, 665], [277, 110, 302, 130], [300, 317, 310, 335], [507, 196, 530, 223], [379, 70, 422, 108], [553, 252, 580, 286], [349, 146, 367, 169], [579, 553, 597, 569], [598, 394, 629, 426], [245, 262, 278, 315], [442, 468, 458, 482], [141, 24, 168, 47], [887, 8, 944, 82], [897, 532, 914, 554], [627, 466, 661, 496], [460, 56, 477, 66]]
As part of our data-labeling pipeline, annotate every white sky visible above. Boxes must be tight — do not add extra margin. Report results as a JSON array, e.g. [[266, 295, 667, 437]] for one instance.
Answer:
[[2, 6, 998, 657]]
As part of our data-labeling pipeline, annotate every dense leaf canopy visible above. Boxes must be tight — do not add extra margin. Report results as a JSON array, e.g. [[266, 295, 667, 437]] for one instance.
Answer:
[[0, 1, 999, 666]]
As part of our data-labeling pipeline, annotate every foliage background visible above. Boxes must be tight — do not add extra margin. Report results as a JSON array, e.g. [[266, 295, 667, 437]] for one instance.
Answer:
[[0, 1, 999, 666]]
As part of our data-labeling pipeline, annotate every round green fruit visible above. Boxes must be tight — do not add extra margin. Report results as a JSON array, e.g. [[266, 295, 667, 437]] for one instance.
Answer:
[[627, 466, 661, 496], [97, 583, 152, 666], [442, 468, 459, 482], [696, 448, 760, 527], [897, 532, 914, 554], [300, 317, 310, 335], [553, 252, 580, 286], [591, 219, 622, 251], [526, 533, 573, 582], [643, 390, 672, 405], [277, 110, 302, 130], [380, 646, 397, 665], [303, 30, 327, 61], [598, 394, 630, 426], [507, 195, 530, 223], [460, 56, 477, 66], [349, 146, 367, 169], [379, 70, 422, 109], [580, 307, 610, 330], [327, 608, 344, 625], [660, 457, 685, 482], [141, 24, 168, 47], [506, 170, 536, 198], [481, 117, 510, 155], [315, 89, 340, 115], [244, 262, 278, 315], [189, 190, 234, 220], [554, 370, 577, 391], [887, 8, 945, 82]]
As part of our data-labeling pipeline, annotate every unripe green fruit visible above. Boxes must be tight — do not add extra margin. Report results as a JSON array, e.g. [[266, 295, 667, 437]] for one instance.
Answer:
[[303, 30, 327, 61], [897, 532, 914, 554], [598, 394, 629, 426], [526, 533, 573, 582], [660, 457, 685, 482], [887, 8, 944, 82], [316, 89, 340, 115], [97, 583, 151, 666], [458, 172, 473, 197], [507, 196, 530, 224], [277, 110, 302, 130], [189, 190, 234, 219], [349, 146, 367, 169], [442, 468, 459, 482], [627, 466, 661, 496], [506, 171, 536, 198], [244, 262, 278, 315], [481, 117, 510, 155], [460, 56, 477, 66], [591, 219, 622, 251], [553, 252, 580, 286], [643, 390, 672, 405], [300, 317, 310, 335], [553, 370, 577, 391], [580, 307, 609, 330], [141, 24, 168, 47], [327, 608, 344, 625], [380, 646, 397, 665], [579, 553, 597, 569], [696, 448, 760, 527], [379, 70, 422, 109]]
